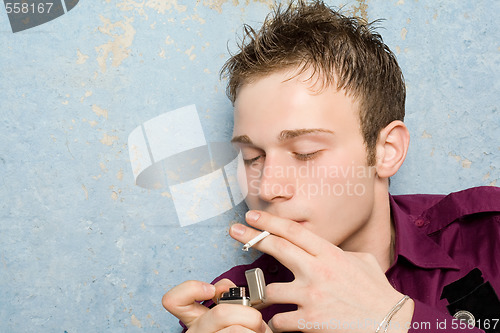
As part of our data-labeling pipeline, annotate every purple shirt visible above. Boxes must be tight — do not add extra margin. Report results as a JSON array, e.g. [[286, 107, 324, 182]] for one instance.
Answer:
[[186, 186, 500, 332]]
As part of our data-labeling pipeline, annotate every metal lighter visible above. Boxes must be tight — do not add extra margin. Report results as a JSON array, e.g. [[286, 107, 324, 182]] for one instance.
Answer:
[[217, 268, 266, 307]]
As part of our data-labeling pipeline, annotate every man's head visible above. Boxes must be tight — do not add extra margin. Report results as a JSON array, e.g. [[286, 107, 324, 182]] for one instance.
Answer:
[[222, 0, 406, 165], [226, 1, 410, 249]]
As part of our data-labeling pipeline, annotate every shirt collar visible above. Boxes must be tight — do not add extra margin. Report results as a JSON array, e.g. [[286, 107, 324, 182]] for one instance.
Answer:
[[389, 194, 460, 271]]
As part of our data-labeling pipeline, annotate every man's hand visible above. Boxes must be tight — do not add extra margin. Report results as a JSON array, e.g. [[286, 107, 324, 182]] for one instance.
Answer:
[[230, 210, 415, 333], [162, 278, 273, 332]]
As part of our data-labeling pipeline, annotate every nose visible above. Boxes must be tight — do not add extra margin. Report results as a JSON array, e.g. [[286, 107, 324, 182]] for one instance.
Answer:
[[257, 154, 294, 202]]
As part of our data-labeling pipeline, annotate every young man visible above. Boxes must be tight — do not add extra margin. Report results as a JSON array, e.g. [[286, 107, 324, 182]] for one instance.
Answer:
[[163, 1, 500, 332]]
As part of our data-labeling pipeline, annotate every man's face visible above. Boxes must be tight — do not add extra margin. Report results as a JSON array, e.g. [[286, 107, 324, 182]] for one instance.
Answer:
[[232, 69, 378, 248]]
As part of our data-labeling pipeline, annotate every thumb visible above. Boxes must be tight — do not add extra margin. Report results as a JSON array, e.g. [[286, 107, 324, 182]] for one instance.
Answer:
[[162, 280, 215, 326], [212, 278, 238, 304]]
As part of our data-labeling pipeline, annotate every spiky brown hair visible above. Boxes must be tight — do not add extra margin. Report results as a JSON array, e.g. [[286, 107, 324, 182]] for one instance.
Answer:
[[221, 0, 405, 165]]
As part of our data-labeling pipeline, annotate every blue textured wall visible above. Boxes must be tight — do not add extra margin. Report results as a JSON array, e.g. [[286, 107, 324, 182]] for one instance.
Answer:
[[0, 0, 498, 331]]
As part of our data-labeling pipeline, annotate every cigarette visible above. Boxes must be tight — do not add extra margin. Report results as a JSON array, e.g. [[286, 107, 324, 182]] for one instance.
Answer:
[[242, 231, 270, 251]]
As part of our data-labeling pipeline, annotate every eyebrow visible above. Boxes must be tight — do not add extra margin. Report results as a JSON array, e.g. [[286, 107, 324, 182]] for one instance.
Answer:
[[231, 128, 334, 145], [231, 134, 253, 144], [277, 128, 334, 142]]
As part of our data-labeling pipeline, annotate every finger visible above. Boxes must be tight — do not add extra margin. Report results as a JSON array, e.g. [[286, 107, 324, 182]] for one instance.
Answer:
[[215, 322, 270, 333], [268, 310, 302, 333], [247, 210, 334, 257], [215, 325, 256, 333], [264, 282, 302, 305], [212, 278, 237, 303], [230, 223, 308, 274], [191, 304, 265, 332], [162, 280, 215, 325]]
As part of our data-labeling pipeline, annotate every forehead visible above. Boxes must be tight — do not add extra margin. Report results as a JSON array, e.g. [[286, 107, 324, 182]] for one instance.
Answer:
[[232, 70, 360, 137]]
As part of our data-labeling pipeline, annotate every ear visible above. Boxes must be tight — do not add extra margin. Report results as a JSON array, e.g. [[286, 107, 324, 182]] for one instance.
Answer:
[[375, 120, 410, 178]]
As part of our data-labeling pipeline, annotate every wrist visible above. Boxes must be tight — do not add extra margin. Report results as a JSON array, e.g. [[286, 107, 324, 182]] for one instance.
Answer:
[[386, 297, 414, 333]]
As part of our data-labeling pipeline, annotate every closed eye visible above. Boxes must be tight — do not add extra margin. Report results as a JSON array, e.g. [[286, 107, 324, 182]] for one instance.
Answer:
[[293, 151, 322, 161], [243, 155, 265, 166]]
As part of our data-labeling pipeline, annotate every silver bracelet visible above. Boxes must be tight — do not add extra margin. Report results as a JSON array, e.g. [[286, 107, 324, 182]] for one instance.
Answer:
[[375, 295, 410, 333]]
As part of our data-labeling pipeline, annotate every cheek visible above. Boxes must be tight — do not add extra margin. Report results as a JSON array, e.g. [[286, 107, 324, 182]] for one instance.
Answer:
[[325, 147, 374, 184], [293, 161, 374, 202]]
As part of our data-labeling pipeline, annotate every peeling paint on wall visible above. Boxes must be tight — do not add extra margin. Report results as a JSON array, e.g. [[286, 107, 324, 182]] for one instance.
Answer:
[[448, 152, 473, 168], [352, 0, 369, 20], [76, 49, 89, 64], [82, 184, 89, 200], [92, 105, 109, 119], [202, 0, 238, 13], [185, 45, 197, 60], [96, 16, 136, 72], [131, 314, 142, 328], [116, 0, 187, 18], [421, 130, 432, 138], [101, 133, 119, 146], [401, 27, 408, 40]]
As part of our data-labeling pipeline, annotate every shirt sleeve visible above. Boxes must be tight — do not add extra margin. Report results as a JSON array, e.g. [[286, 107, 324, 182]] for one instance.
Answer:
[[409, 299, 485, 333]]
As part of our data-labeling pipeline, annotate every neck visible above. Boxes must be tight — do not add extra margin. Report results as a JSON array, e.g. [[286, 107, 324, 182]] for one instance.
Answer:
[[339, 182, 394, 272]]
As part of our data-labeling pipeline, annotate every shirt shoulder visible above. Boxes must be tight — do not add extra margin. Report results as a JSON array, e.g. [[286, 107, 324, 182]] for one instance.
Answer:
[[393, 186, 500, 234], [388, 187, 500, 325]]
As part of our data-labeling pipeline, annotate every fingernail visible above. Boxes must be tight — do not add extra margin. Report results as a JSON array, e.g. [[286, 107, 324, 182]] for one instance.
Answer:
[[268, 319, 275, 332], [246, 210, 260, 222], [231, 224, 245, 236], [260, 321, 267, 333]]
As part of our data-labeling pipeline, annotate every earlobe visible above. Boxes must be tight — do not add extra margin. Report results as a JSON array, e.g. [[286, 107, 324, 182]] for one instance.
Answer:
[[375, 120, 410, 178]]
